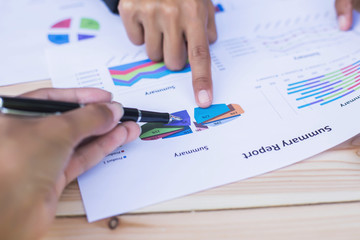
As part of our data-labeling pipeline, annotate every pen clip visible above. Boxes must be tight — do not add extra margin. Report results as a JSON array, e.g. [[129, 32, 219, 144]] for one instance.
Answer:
[[0, 107, 55, 117]]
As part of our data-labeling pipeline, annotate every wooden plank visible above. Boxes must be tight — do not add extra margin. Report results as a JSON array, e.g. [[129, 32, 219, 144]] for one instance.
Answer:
[[57, 145, 360, 216], [0, 80, 52, 95], [45, 202, 360, 240]]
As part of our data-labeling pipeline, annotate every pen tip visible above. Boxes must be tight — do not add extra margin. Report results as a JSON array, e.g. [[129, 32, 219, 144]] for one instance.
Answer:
[[170, 115, 182, 122]]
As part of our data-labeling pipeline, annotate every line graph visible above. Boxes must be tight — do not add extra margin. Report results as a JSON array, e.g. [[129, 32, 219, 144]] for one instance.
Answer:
[[109, 59, 191, 87]]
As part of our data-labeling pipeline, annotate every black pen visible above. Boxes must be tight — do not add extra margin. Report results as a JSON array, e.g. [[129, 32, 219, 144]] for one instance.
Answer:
[[0, 96, 181, 123]]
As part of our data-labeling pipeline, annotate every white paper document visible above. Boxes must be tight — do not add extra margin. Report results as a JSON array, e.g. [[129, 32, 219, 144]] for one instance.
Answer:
[[47, 0, 360, 222], [0, 0, 134, 86]]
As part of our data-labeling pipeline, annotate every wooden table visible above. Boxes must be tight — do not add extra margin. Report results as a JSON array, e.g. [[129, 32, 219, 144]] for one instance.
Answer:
[[2, 80, 360, 239]]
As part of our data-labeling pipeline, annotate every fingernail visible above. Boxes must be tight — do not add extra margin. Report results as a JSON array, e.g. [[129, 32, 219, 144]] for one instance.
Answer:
[[107, 102, 123, 122], [198, 90, 211, 106], [110, 92, 114, 101], [338, 15, 348, 30]]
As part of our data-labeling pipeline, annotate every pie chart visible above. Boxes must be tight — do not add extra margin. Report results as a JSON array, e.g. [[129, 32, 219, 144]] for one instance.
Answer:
[[139, 103, 244, 141], [48, 17, 100, 45]]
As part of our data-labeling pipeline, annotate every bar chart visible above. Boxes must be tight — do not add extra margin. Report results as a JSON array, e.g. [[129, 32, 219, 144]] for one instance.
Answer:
[[288, 60, 360, 108], [252, 47, 360, 119]]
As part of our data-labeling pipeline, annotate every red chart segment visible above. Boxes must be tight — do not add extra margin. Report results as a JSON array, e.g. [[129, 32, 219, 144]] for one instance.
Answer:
[[51, 18, 71, 28]]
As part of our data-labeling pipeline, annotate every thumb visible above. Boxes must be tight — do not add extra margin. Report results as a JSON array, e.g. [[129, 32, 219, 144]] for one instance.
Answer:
[[52, 102, 123, 148], [335, 0, 353, 31]]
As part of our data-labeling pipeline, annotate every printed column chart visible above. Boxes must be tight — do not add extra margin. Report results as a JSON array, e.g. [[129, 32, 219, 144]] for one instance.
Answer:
[[48, 17, 100, 44]]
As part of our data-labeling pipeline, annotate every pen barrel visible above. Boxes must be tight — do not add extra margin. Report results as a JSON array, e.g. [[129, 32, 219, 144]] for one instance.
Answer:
[[120, 108, 170, 123], [0, 96, 81, 113], [139, 110, 170, 123], [121, 108, 141, 122]]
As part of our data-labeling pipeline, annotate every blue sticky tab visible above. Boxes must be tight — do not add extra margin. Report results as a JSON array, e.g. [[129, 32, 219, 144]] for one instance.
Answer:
[[194, 104, 230, 123]]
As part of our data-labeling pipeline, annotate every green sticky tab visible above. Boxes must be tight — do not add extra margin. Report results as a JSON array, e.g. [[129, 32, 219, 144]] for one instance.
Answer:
[[80, 18, 100, 30]]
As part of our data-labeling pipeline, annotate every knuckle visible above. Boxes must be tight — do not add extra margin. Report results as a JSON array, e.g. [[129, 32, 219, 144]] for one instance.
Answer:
[[142, 1, 157, 18], [118, 0, 135, 15], [190, 45, 210, 60], [131, 35, 145, 46], [108, 127, 128, 147], [183, 0, 207, 18], [160, 2, 180, 19], [165, 58, 186, 71], [148, 51, 163, 62], [192, 76, 211, 85]]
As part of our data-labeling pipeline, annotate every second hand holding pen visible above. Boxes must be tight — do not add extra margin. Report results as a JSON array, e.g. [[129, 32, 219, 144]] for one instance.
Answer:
[[0, 96, 182, 124]]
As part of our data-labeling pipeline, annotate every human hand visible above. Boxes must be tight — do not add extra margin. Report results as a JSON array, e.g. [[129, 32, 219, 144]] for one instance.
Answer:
[[0, 88, 140, 240], [335, 0, 360, 30], [119, 0, 217, 108]]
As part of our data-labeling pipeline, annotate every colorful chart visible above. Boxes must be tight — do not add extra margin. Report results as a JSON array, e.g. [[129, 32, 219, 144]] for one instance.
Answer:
[[214, 4, 224, 13], [194, 103, 244, 129], [140, 110, 193, 141], [140, 104, 244, 141], [288, 60, 360, 108], [109, 59, 191, 87], [48, 17, 100, 45]]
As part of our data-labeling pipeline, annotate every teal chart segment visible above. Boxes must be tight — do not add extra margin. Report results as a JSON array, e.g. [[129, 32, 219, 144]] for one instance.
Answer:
[[287, 60, 360, 108]]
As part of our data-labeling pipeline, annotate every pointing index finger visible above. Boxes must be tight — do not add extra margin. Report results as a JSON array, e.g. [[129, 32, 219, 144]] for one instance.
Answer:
[[335, 0, 353, 31], [186, 22, 213, 108]]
